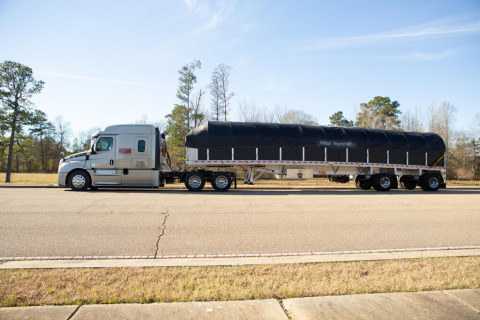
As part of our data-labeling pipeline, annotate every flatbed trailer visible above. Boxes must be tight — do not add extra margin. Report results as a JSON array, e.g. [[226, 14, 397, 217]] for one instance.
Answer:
[[181, 121, 446, 192]]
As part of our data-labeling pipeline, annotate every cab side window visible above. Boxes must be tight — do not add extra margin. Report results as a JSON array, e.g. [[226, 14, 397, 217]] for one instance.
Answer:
[[138, 140, 146, 152], [95, 137, 113, 152]]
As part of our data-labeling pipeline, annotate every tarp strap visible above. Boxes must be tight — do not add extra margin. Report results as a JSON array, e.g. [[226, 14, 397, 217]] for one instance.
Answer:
[[430, 154, 445, 167]]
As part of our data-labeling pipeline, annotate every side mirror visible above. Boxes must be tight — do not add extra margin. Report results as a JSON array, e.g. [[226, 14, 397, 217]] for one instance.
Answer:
[[91, 144, 97, 154], [60, 152, 65, 160]]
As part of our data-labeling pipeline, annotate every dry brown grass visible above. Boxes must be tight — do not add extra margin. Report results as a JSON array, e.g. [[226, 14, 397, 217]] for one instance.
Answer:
[[0, 173, 57, 184], [1, 257, 479, 307]]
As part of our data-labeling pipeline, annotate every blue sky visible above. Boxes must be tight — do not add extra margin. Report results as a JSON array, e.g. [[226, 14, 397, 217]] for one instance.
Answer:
[[1, 0, 479, 137]]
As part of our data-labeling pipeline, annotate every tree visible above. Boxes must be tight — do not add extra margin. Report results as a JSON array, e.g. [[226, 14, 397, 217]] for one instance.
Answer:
[[165, 104, 189, 159], [428, 102, 456, 152], [176, 60, 201, 128], [238, 100, 262, 122], [191, 89, 205, 127], [356, 96, 401, 130], [209, 64, 234, 121], [29, 110, 53, 171], [270, 105, 317, 125], [329, 111, 353, 127], [400, 108, 423, 132], [0, 61, 44, 182], [166, 60, 202, 160]]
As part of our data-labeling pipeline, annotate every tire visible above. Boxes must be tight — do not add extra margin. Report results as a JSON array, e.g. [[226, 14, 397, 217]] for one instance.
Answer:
[[355, 176, 372, 190], [185, 171, 205, 191], [400, 177, 417, 190], [420, 173, 441, 192], [211, 172, 232, 192], [373, 173, 392, 192], [69, 170, 90, 191]]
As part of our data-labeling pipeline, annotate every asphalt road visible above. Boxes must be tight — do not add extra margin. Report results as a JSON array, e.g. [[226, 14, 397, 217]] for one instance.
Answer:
[[1, 187, 479, 258]]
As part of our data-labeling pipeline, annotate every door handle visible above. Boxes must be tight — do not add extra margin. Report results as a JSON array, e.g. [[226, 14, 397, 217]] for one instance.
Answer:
[[110, 160, 114, 165]]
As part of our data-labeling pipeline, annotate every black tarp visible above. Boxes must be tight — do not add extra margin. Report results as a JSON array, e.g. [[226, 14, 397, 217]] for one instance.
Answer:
[[186, 121, 445, 166]]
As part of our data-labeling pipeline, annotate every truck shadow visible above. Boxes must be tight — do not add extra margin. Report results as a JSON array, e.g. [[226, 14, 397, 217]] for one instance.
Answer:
[[65, 188, 480, 196]]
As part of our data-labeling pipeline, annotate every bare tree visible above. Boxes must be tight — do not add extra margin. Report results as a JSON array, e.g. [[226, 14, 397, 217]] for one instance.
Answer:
[[191, 89, 205, 127], [209, 72, 221, 121], [401, 107, 423, 132], [238, 100, 262, 122], [209, 64, 234, 121], [269, 105, 318, 125], [428, 102, 456, 152]]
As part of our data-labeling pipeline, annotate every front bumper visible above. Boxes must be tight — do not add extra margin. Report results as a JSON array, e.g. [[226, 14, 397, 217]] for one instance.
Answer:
[[57, 172, 68, 188]]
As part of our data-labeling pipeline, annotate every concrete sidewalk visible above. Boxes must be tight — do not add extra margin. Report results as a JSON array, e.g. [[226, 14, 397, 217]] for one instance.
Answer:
[[1, 289, 479, 320]]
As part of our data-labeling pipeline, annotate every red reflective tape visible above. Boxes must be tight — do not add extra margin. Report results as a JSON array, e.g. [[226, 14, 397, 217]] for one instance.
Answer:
[[119, 148, 131, 154]]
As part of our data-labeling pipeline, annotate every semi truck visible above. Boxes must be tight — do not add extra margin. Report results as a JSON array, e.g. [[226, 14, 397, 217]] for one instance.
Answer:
[[57, 121, 447, 192]]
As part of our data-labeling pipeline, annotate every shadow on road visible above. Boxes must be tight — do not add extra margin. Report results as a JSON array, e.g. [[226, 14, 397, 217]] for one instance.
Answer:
[[64, 188, 480, 196]]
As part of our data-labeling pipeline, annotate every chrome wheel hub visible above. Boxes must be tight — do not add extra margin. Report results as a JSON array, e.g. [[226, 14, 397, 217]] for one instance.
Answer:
[[188, 175, 202, 189], [72, 175, 86, 188], [215, 176, 228, 188], [428, 177, 439, 189], [379, 176, 391, 188]]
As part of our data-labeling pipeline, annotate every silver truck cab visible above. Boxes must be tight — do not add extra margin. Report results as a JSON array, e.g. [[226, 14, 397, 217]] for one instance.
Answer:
[[58, 124, 164, 190]]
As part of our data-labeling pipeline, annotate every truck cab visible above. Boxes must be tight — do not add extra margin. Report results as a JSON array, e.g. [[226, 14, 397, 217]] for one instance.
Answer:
[[58, 124, 164, 190]]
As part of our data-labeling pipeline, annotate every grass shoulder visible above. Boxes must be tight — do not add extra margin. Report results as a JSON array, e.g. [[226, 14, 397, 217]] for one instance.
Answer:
[[1, 256, 479, 307]]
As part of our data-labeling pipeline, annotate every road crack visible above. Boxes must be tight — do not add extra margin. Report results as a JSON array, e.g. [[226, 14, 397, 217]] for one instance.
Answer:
[[153, 210, 169, 259]]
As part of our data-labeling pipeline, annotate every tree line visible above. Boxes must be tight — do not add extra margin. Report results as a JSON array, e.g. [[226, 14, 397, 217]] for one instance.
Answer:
[[1, 59, 479, 181]]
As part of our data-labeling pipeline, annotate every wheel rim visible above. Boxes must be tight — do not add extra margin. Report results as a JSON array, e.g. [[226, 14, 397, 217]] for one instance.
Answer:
[[188, 175, 202, 189], [379, 176, 391, 188], [72, 174, 86, 188], [428, 177, 439, 189], [215, 175, 228, 189]]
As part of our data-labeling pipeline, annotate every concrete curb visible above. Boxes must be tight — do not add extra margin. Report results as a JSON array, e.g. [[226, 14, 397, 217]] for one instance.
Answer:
[[1, 248, 479, 269]]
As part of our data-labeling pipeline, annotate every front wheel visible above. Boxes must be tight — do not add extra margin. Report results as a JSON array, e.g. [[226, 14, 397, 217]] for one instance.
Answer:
[[211, 172, 232, 192], [185, 171, 205, 191], [420, 173, 441, 192], [69, 170, 90, 191], [373, 173, 393, 192]]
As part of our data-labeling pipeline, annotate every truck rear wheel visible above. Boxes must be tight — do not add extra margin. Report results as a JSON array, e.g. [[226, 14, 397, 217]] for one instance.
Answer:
[[400, 177, 417, 190], [419, 173, 441, 192], [185, 171, 205, 191], [211, 172, 232, 192], [354, 176, 372, 190], [373, 173, 392, 192], [69, 170, 90, 191]]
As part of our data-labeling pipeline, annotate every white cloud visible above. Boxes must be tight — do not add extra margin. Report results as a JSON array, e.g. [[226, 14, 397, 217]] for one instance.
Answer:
[[298, 22, 480, 51], [378, 49, 463, 61], [183, 0, 197, 9], [34, 70, 173, 89]]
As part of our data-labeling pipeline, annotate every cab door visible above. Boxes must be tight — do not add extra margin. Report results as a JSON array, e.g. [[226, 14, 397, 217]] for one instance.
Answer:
[[90, 135, 121, 185]]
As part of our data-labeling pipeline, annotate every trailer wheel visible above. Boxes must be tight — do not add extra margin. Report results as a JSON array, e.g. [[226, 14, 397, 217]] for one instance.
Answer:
[[354, 176, 372, 190], [419, 173, 441, 192], [211, 172, 232, 192], [185, 171, 205, 191], [400, 177, 417, 190], [69, 170, 90, 191], [373, 173, 392, 192]]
